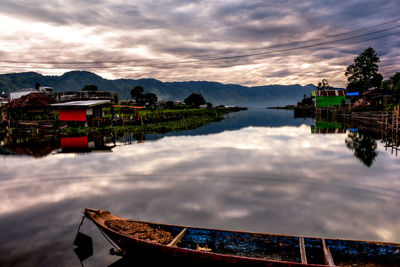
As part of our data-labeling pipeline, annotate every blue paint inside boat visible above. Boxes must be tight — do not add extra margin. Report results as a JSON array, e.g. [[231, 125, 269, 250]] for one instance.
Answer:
[[151, 224, 400, 265], [304, 238, 325, 265], [175, 227, 301, 262], [325, 239, 400, 265]]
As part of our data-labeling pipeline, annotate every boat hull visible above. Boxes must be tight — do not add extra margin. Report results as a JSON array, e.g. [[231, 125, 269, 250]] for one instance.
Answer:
[[84, 208, 400, 266], [99, 224, 312, 266]]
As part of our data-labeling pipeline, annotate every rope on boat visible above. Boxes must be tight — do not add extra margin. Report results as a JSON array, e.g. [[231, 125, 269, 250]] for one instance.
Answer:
[[93, 221, 120, 251], [77, 216, 85, 233], [76, 214, 119, 250], [81, 211, 122, 254]]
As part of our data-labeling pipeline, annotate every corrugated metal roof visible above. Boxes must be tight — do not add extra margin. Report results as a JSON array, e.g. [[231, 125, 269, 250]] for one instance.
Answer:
[[16, 88, 39, 93], [51, 100, 110, 107], [315, 90, 346, 97]]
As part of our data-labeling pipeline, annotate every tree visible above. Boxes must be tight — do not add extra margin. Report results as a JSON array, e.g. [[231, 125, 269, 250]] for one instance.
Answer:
[[390, 72, 400, 93], [165, 101, 175, 109], [345, 47, 381, 93], [317, 79, 330, 90], [298, 94, 314, 106], [382, 79, 392, 91], [144, 93, 158, 106], [345, 131, 378, 167], [370, 73, 383, 88], [184, 93, 206, 107], [82, 84, 98, 91], [130, 86, 144, 104]]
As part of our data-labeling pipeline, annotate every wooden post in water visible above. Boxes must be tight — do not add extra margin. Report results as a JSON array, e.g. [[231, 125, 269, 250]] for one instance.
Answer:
[[396, 107, 398, 132], [392, 109, 395, 132], [385, 113, 388, 131], [396, 105, 399, 134], [385, 134, 388, 152], [396, 129, 399, 157]]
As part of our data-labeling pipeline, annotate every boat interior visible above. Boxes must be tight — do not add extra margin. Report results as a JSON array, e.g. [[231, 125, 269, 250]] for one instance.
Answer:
[[104, 218, 400, 266]]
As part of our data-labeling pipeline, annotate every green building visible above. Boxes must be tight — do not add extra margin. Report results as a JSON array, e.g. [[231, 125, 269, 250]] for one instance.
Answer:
[[312, 89, 347, 108]]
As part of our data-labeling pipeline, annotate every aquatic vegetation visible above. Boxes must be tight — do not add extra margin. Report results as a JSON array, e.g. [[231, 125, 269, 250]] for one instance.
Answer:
[[57, 107, 245, 136]]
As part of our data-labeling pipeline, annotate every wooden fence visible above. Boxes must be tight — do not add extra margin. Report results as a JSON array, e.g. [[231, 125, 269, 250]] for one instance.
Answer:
[[315, 106, 400, 134]]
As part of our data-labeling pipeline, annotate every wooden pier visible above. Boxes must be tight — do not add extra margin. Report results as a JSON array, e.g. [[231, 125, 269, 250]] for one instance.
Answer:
[[315, 106, 400, 134], [315, 106, 400, 157]]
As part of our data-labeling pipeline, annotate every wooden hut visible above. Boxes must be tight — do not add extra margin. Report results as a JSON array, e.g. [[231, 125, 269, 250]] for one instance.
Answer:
[[51, 100, 111, 126]]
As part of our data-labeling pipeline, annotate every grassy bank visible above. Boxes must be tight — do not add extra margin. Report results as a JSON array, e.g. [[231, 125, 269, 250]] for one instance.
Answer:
[[57, 107, 246, 136]]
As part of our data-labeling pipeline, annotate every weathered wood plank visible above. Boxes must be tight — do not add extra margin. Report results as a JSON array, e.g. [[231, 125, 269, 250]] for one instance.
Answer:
[[322, 238, 335, 266], [168, 228, 187, 247], [299, 236, 307, 264]]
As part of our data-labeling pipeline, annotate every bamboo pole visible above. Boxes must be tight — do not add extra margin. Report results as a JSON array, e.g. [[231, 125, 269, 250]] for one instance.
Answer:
[[392, 109, 395, 131], [385, 114, 388, 130], [392, 132, 394, 154], [396, 106, 399, 133]]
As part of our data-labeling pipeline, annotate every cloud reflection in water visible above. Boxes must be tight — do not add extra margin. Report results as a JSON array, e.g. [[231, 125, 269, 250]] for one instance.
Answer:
[[1, 124, 400, 266]]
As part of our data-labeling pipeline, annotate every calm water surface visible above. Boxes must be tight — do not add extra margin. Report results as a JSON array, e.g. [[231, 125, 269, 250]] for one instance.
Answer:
[[0, 108, 399, 266]]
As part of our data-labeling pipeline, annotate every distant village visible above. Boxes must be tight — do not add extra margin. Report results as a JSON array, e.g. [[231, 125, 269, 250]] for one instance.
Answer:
[[0, 83, 242, 133], [0, 85, 128, 129], [292, 77, 398, 110], [0, 77, 399, 130], [299, 47, 400, 112]]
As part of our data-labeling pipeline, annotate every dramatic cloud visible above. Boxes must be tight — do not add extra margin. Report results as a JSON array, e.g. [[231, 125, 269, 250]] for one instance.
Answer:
[[0, 0, 399, 86]]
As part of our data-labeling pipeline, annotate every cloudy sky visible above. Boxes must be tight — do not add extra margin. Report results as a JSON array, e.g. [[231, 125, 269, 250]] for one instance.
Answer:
[[0, 0, 399, 86]]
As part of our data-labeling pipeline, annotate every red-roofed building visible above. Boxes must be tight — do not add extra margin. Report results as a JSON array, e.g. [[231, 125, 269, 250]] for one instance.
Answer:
[[51, 99, 111, 126]]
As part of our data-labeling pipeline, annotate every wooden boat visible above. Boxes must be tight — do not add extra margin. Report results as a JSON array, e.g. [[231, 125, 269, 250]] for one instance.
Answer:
[[84, 208, 400, 266]]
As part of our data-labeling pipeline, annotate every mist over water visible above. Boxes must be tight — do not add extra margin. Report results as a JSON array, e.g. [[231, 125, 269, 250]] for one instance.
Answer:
[[0, 108, 399, 266]]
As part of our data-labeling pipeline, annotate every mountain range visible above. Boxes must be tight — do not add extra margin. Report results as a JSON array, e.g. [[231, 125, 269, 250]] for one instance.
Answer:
[[0, 71, 316, 106]]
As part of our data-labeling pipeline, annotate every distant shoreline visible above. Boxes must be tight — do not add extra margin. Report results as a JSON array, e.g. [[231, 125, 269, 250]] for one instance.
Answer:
[[266, 105, 295, 110]]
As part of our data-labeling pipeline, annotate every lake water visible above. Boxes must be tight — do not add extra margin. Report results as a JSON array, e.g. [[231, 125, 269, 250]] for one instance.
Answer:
[[0, 108, 399, 266]]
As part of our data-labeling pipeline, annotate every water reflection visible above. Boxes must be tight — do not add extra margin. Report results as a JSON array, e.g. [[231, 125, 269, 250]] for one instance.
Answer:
[[60, 136, 116, 154], [310, 117, 397, 167], [0, 109, 313, 159], [311, 120, 346, 134], [0, 133, 59, 158], [345, 131, 379, 167], [0, 133, 118, 157], [0, 109, 400, 266]]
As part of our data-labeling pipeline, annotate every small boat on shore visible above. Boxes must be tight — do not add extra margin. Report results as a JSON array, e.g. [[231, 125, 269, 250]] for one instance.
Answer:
[[84, 208, 400, 266]]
